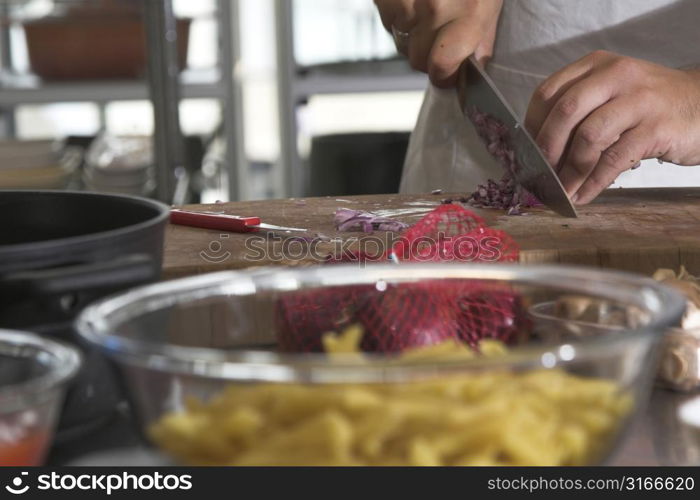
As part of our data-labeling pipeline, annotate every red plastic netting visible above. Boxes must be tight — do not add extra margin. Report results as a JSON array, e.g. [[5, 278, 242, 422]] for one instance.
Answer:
[[276, 204, 527, 353], [390, 205, 519, 263]]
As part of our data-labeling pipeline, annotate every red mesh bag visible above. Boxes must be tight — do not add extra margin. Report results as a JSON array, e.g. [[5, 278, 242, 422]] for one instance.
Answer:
[[454, 284, 527, 347], [275, 285, 371, 352], [353, 282, 462, 353], [390, 205, 519, 263], [275, 204, 527, 353]]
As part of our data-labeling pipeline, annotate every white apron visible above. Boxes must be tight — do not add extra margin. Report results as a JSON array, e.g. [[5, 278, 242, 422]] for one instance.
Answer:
[[400, 0, 700, 194]]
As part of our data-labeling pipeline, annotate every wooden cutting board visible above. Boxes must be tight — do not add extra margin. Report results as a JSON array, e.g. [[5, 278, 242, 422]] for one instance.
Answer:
[[163, 188, 700, 280]]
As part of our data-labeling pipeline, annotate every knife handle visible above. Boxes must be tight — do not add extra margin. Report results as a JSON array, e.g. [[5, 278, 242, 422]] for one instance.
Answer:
[[170, 209, 261, 233]]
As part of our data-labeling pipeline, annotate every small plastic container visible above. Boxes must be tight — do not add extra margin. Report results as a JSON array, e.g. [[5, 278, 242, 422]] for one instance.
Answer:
[[0, 331, 81, 466]]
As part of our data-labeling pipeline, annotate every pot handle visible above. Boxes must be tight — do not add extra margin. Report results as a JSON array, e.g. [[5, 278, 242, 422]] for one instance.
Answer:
[[0, 255, 159, 299]]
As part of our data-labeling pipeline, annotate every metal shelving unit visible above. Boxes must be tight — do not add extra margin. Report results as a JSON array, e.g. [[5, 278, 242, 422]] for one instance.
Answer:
[[0, 0, 16, 137], [0, 0, 246, 203], [274, 0, 428, 198], [0, 70, 226, 105]]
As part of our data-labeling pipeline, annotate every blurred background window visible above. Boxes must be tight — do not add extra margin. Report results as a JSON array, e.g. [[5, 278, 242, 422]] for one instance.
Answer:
[[293, 0, 396, 66]]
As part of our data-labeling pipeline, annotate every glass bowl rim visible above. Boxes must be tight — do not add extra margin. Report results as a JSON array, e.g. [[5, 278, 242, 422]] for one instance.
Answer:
[[75, 263, 686, 382], [0, 330, 82, 413]]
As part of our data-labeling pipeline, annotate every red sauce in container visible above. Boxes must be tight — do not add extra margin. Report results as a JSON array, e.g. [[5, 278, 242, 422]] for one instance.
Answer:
[[0, 432, 50, 466]]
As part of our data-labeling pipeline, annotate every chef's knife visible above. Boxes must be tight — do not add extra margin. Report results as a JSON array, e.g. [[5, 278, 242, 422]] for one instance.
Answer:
[[458, 56, 578, 218]]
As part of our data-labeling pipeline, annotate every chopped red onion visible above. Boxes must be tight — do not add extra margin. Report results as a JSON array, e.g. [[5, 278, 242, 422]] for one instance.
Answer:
[[467, 108, 543, 215], [334, 208, 409, 233], [507, 205, 523, 216], [468, 175, 540, 215]]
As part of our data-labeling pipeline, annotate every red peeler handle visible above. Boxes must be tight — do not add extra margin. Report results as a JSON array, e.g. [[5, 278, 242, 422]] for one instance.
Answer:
[[170, 209, 262, 233]]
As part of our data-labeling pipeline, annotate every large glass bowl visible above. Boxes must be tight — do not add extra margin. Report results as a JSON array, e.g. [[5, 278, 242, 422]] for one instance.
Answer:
[[0, 330, 81, 465], [76, 264, 685, 466]]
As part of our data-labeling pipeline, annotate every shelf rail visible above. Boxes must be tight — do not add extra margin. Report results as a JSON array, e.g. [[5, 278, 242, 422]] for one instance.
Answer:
[[144, 0, 185, 203]]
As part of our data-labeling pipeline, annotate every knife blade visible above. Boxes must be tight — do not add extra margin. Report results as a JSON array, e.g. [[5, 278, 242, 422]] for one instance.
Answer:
[[458, 56, 578, 218]]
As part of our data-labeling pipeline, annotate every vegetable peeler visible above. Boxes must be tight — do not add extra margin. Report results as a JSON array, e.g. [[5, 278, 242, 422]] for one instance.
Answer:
[[170, 209, 309, 234]]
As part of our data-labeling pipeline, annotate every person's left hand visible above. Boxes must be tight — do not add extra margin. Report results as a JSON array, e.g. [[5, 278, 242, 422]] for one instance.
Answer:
[[525, 50, 700, 205]]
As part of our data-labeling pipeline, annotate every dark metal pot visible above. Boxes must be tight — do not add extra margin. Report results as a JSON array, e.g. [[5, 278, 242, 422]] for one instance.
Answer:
[[0, 190, 168, 438]]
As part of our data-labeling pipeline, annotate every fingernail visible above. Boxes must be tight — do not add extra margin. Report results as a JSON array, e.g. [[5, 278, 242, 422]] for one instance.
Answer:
[[571, 193, 579, 205]]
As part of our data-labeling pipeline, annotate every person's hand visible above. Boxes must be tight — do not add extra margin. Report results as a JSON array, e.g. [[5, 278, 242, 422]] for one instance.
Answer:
[[374, 0, 504, 88], [525, 50, 700, 205]]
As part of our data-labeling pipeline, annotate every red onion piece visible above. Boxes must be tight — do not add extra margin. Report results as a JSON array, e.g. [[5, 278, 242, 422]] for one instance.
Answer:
[[334, 208, 409, 233]]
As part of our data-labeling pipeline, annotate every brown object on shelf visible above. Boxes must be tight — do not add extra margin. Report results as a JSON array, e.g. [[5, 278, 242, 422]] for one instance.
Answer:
[[23, 15, 191, 81]]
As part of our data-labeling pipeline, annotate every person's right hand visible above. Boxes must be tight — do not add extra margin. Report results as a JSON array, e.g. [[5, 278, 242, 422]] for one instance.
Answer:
[[374, 0, 504, 88]]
